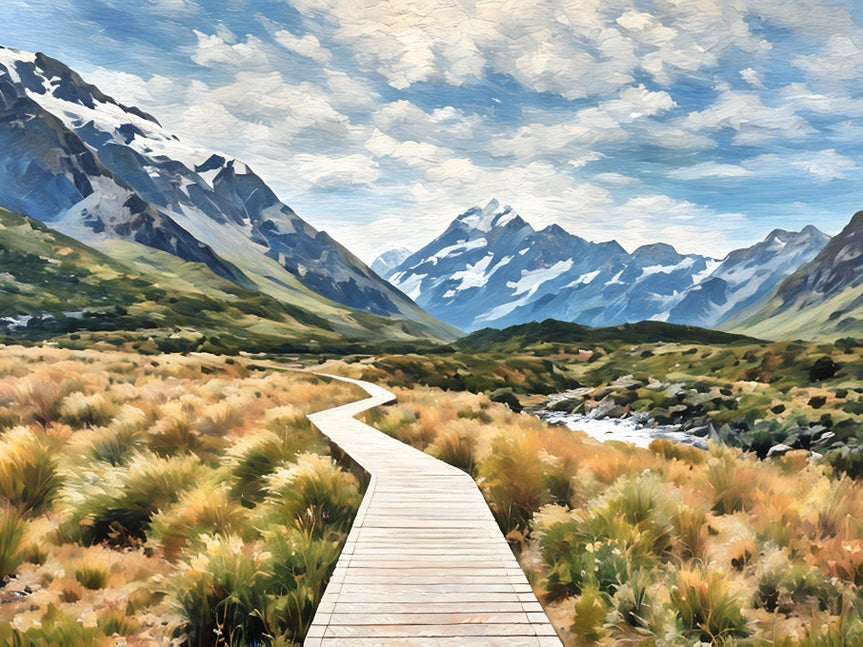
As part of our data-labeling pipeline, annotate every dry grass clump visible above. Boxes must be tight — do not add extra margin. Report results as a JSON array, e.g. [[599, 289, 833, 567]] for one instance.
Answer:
[[0, 426, 62, 515], [373, 383, 863, 645], [0, 346, 365, 645]]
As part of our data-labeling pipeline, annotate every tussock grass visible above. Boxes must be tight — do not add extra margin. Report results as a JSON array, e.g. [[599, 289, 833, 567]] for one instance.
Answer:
[[0, 346, 362, 644], [368, 381, 863, 646], [0, 426, 61, 515], [0, 504, 25, 581]]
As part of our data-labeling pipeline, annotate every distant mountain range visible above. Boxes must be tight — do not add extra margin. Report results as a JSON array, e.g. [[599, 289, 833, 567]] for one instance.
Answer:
[[0, 45, 457, 344], [378, 199, 831, 334]]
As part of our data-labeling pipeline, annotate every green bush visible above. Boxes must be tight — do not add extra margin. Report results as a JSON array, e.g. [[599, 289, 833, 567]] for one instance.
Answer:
[[171, 534, 271, 646], [671, 566, 750, 642], [0, 504, 26, 580], [0, 426, 62, 514], [61, 451, 204, 546], [261, 453, 361, 538]]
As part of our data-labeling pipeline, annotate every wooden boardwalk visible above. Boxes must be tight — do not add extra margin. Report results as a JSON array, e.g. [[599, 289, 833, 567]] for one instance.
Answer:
[[306, 375, 560, 645]]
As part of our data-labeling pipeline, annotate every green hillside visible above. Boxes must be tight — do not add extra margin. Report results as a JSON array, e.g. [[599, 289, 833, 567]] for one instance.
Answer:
[[456, 318, 758, 354], [0, 208, 445, 353]]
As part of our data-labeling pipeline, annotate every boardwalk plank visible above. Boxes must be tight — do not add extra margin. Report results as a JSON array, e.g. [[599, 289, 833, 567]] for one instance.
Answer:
[[305, 374, 561, 645]]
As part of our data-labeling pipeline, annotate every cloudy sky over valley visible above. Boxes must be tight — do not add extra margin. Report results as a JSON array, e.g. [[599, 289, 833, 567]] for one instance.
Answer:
[[3, 0, 863, 261]]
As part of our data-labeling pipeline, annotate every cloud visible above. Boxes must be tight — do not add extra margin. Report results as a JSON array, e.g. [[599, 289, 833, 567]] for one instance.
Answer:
[[793, 34, 863, 88], [669, 162, 753, 180], [191, 30, 269, 68], [291, 153, 380, 188], [274, 29, 332, 65], [743, 150, 859, 183], [789, 149, 857, 182], [740, 67, 765, 88], [682, 85, 815, 145]]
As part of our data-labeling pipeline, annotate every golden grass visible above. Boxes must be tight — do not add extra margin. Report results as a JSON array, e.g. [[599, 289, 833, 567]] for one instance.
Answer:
[[367, 382, 863, 646], [0, 345, 365, 645]]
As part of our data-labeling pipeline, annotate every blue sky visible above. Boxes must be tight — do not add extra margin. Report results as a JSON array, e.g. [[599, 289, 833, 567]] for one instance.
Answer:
[[2, 0, 863, 262]]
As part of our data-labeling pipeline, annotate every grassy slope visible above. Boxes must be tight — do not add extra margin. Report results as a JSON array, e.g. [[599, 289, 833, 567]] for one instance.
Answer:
[[0, 208, 453, 351], [722, 282, 863, 342]]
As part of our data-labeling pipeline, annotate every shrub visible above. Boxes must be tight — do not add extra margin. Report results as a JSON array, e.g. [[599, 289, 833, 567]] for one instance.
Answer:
[[226, 430, 297, 505], [671, 566, 750, 642], [478, 428, 548, 532], [0, 503, 26, 580], [0, 426, 62, 514], [0, 605, 101, 645], [75, 562, 109, 590], [170, 534, 271, 646], [59, 392, 117, 428], [427, 420, 479, 475], [149, 482, 253, 561], [261, 453, 361, 538], [61, 451, 204, 546], [570, 583, 609, 642], [262, 526, 343, 641]]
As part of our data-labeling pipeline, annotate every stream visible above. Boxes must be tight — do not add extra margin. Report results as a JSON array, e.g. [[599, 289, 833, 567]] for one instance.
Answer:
[[536, 393, 707, 449]]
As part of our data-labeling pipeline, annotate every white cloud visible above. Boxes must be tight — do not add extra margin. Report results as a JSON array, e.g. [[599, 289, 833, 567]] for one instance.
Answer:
[[790, 149, 857, 182], [740, 67, 765, 88], [191, 30, 269, 68], [291, 153, 380, 188], [365, 129, 448, 168], [274, 29, 332, 64], [284, 0, 772, 99], [743, 150, 859, 183], [143, 0, 200, 16], [682, 84, 814, 145], [793, 34, 863, 89], [669, 162, 753, 180]]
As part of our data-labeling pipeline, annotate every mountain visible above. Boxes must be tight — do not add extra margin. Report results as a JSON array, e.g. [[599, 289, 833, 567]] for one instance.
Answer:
[[371, 247, 412, 278], [725, 211, 863, 340], [0, 206, 351, 352], [382, 200, 825, 332], [667, 226, 830, 328], [0, 45, 457, 342], [385, 199, 633, 331]]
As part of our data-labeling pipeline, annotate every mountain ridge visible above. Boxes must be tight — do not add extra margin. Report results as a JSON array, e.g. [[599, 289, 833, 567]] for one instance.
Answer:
[[0, 45, 459, 342], [381, 199, 829, 333]]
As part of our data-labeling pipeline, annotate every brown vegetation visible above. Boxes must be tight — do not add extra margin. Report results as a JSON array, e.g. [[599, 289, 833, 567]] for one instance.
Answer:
[[0, 345, 363, 645]]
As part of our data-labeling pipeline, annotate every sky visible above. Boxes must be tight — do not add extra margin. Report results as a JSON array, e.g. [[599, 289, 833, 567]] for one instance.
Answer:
[[2, 0, 863, 262]]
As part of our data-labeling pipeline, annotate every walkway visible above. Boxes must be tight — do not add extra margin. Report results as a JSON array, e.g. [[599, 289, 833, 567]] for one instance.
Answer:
[[305, 375, 560, 645]]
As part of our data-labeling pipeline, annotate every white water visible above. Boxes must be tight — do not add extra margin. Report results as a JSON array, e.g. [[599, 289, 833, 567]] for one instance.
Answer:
[[539, 409, 705, 449]]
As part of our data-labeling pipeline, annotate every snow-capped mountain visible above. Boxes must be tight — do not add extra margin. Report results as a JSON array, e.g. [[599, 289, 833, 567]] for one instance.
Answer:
[[371, 247, 412, 278], [381, 200, 827, 332], [0, 45, 455, 339]]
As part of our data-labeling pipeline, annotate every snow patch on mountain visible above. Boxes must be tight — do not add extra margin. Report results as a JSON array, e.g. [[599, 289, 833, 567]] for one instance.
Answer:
[[508, 260, 574, 296], [381, 199, 829, 332]]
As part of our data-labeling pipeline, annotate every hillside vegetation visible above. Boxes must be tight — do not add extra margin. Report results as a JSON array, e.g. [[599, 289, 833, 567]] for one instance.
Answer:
[[0, 346, 363, 645]]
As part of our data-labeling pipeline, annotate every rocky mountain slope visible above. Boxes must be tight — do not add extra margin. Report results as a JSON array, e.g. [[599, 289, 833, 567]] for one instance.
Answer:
[[725, 211, 863, 340], [381, 200, 827, 332], [0, 45, 457, 342]]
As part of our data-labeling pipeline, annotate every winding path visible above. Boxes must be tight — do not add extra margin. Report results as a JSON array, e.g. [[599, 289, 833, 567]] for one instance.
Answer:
[[305, 375, 560, 645]]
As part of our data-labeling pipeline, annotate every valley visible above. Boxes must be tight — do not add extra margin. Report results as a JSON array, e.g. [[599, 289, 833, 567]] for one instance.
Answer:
[[1, 31, 863, 647]]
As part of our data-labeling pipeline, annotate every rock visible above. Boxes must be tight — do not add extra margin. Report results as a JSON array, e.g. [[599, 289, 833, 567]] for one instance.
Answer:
[[767, 443, 793, 458], [687, 425, 711, 438]]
